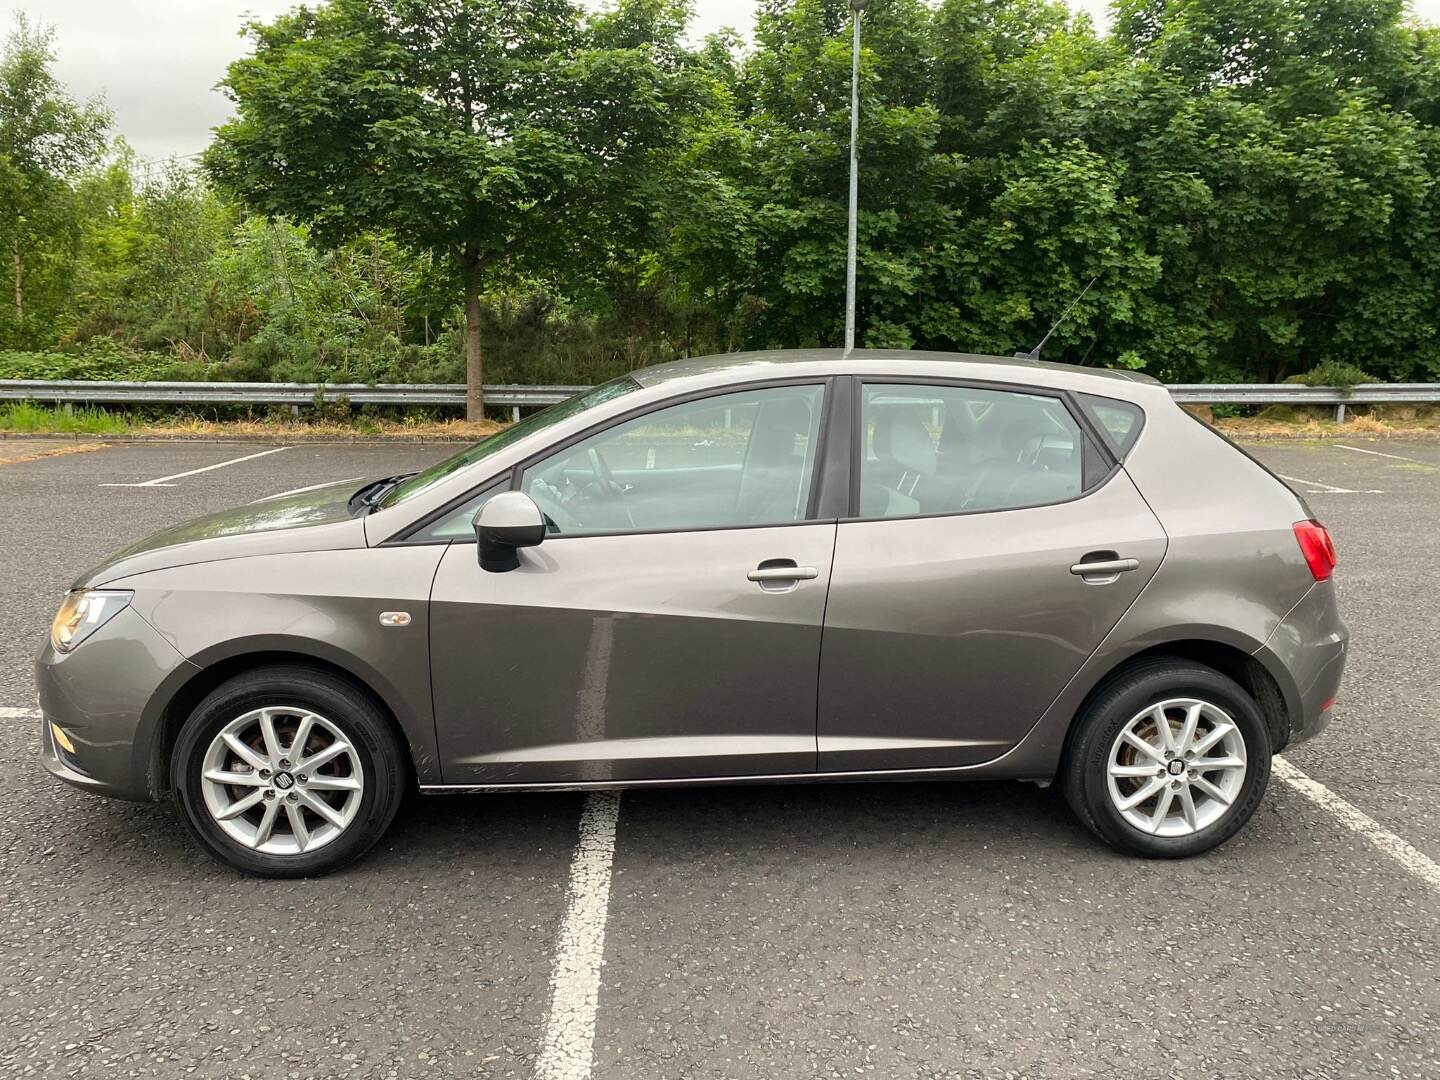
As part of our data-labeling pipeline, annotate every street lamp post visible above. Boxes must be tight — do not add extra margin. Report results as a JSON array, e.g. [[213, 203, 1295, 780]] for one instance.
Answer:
[[843, 0, 867, 357]]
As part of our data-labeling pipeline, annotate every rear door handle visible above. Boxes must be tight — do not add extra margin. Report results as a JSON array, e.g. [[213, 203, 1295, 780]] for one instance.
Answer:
[[1070, 557, 1140, 578], [748, 566, 820, 582]]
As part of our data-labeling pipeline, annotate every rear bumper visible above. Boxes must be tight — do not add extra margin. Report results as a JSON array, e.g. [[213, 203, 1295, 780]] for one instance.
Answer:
[[35, 606, 198, 802], [1258, 580, 1348, 747]]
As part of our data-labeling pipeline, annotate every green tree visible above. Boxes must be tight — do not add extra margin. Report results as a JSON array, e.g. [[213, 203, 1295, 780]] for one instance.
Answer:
[[207, 0, 692, 417], [1091, 0, 1440, 379], [0, 14, 109, 346], [680, 0, 956, 349], [70, 155, 238, 354]]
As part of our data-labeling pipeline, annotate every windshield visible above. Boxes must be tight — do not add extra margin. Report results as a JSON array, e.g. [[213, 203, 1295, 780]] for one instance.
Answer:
[[376, 376, 642, 510]]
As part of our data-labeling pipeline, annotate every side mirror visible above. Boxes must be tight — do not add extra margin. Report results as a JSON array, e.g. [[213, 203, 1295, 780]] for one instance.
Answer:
[[474, 491, 546, 572]]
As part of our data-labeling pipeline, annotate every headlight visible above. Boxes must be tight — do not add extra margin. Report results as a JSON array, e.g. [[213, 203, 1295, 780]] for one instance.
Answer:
[[50, 590, 133, 653]]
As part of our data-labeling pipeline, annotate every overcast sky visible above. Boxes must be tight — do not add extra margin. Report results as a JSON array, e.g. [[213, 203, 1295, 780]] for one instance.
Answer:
[[5, 0, 1438, 160]]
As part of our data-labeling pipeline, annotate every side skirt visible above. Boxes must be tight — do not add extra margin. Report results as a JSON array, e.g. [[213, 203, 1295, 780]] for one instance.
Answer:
[[419, 762, 1053, 795]]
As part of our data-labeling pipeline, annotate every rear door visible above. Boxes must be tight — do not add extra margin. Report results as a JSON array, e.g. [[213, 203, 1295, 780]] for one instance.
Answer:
[[817, 380, 1167, 773]]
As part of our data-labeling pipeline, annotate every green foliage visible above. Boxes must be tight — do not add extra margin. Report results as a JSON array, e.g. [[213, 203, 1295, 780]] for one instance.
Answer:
[[0, 15, 109, 347], [0, 400, 131, 434], [0, 341, 207, 380], [1288, 359, 1377, 393], [66, 158, 238, 352], [1254, 404, 1301, 423], [204, 0, 694, 412], [6, 0, 1440, 393]]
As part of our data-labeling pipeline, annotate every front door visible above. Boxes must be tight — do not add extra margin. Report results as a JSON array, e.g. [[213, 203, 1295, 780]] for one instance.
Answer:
[[817, 380, 1168, 773], [430, 382, 836, 785]]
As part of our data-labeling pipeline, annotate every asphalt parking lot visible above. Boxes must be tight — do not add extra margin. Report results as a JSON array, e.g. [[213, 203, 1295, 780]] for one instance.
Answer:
[[1, 434, 1438, 1079]]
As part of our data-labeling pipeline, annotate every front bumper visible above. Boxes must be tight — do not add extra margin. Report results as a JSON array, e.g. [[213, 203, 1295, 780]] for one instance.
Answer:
[[1260, 579, 1348, 748], [36, 605, 198, 802]]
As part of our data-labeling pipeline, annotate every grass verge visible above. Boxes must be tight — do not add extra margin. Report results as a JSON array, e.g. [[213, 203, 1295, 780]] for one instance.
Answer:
[[0, 400, 133, 435], [1214, 415, 1440, 438]]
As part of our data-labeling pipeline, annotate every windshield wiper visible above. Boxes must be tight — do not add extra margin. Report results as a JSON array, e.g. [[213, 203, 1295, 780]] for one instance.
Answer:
[[348, 474, 414, 515]]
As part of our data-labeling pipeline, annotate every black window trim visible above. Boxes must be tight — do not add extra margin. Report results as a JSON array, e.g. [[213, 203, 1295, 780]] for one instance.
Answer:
[[840, 374, 1123, 524], [389, 374, 845, 545]]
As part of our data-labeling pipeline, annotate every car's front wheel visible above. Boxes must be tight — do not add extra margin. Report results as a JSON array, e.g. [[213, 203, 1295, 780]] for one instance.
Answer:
[[1063, 658, 1272, 857], [172, 666, 407, 877]]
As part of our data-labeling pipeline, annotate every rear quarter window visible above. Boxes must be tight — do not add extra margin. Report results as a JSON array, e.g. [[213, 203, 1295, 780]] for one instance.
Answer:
[[1079, 394, 1144, 456]]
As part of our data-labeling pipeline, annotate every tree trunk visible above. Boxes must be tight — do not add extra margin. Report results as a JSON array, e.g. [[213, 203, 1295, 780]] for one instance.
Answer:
[[464, 278, 484, 421], [12, 237, 22, 331]]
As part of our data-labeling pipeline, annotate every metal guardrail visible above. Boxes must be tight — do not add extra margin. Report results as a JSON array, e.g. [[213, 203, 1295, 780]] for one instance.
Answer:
[[1167, 382, 1440, 422], [0, 380, 586, 421], [2, 379, 1438, 422]]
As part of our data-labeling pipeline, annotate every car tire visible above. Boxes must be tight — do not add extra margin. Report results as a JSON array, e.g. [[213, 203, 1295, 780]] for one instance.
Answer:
[[1062, 658, 1272, 858], [172, 665, 407, 878]]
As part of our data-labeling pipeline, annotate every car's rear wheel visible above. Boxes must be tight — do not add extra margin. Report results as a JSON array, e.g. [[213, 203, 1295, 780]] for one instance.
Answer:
[[1062, 659, 1272, 857], [172, 666, 406, 877]]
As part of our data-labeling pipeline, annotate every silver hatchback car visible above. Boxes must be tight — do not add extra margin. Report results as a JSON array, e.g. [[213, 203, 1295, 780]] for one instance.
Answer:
[[38, 350, 1347, 876]]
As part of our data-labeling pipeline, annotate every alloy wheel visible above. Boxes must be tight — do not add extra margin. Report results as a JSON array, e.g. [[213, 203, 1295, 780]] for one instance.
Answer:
[[199, 706, 365, 855], [1105, 698, 1247, 837]]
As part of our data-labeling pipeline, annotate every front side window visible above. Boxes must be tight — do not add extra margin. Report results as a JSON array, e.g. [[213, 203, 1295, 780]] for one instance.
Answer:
[[408, 481, 507, 542], [859, 383, 1090, 518], [377, 376, 641, 510], [520, 384, 826, 536]]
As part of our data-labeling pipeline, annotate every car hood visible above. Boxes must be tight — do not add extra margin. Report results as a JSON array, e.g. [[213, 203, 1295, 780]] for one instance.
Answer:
[[75, 478, 371, 588]]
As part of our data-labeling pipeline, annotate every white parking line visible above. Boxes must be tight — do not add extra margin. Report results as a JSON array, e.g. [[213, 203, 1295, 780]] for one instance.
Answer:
[[8, 697, 1434, 992], [251, 476, 362, 502], [1276, 472, 1383, 495], [1333, 444, 1432, 466], [100, 446, 291, 487], [534, 792, 621, 1080], [1274, 756, 1440, 892]]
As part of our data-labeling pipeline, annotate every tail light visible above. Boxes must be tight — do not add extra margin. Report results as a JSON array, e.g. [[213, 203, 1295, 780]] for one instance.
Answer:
[[1293, 519, 1337, 581]]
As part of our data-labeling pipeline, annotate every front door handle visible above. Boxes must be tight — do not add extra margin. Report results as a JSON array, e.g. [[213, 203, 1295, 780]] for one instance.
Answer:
[[748, 560, 819, 592]]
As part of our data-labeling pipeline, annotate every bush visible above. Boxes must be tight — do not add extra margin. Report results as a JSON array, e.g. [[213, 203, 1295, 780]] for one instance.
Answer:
[[0, 340, 463, 386], [0, 340, 221, 382], [1287, 361, 1376, 395]]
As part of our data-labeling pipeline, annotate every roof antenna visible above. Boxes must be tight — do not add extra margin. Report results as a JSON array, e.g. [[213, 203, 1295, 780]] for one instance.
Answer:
[[1014, 276, 1098, 361]]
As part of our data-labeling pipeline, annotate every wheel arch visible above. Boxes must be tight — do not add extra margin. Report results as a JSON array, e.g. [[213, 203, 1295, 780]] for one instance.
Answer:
[[145, 643, 426, 798], [1058, 638, 1294, 774]]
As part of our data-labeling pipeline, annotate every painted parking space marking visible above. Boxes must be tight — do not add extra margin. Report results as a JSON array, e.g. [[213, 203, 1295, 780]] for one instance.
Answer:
[[1333, 443, 1434, 467], [1276, 472, 1383, 495], [534, 791, 621, 1080], [252, 475, 363, 502], [1274, 756, 1440, 892], [11, 687, 1436, 1029], [100, 445, 291, 487]]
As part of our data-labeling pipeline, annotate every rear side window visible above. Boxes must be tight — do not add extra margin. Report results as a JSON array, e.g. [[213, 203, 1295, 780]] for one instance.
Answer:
[[1078, 394, 1144, 456], [857, 383, 1095, 518]]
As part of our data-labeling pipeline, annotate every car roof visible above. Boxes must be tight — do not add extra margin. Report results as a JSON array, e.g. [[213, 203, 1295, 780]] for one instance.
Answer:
[[629, 349, 1161, 390]]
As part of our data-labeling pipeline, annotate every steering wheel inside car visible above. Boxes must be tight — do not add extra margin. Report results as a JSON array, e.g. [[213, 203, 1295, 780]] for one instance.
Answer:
[[586, 446, 636, 529], [526, 479, 583, 535]]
